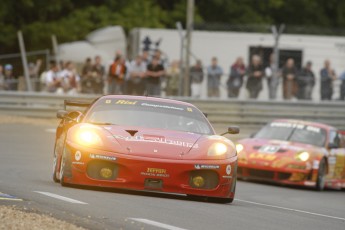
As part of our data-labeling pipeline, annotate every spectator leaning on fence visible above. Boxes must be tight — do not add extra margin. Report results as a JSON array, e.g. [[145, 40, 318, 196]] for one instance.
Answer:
[[108, 55, 127, 95], [165, 60, 180, 96], [338, 70, 345, 100], [282, 58, 298, 100], [0, 65, 6, 90], [81, 58, 95, 94], [207, 57, 223, 98], [60, 61, 80, 95], [28, 59, 42, 91], [246, 55, 264, 99], [297, 61, 315, 100], [92, 55, 105, 94], [45, 61, 62, 93], [190, 60, 204, 98], [265, 53, 280, 100], [320, 59, 336, 100], [127, 55, 146, 96], [4, 64, 17, 91], [227, 57, 246, 98], [146, 56, 165, 96]]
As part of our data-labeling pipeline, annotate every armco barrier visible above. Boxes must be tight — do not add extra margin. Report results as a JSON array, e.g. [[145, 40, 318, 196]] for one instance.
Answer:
[[0, 92, 344, 133]]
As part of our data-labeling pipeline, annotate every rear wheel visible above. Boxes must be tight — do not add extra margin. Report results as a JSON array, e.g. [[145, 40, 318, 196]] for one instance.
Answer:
[[316, 158, 327, 191]]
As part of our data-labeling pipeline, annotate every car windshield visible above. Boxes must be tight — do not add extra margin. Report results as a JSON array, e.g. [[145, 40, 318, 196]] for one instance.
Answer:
[[84, 98, 213, 135], [254, 122, 326, 147]]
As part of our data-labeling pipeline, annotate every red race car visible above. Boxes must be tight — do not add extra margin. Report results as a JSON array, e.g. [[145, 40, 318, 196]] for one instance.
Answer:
[[53, 96, 239, 203], [236, 119, 345, 190]]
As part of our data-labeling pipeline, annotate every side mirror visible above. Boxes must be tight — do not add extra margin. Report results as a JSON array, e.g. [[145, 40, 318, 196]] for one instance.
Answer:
[[221, 126, 240, 136], [250, 132, 257, 138], [328, 143, 338, 149], [57, 110, 68, 119], [228, 126, 240, 134], [203, 113, 208, 118]]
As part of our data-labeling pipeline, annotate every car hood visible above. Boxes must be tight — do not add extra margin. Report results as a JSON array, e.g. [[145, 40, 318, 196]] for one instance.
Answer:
[[236, 138, 323, 165], [104, 125, 202, 159]]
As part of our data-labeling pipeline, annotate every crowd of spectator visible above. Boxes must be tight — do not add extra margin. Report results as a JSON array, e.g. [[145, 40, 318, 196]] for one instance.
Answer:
[[1, 50, 345, 101]]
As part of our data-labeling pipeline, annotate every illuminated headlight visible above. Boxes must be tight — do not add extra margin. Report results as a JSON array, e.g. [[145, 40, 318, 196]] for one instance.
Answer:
[[208, 143, 228, 156], [236, 144, 244, 153], [76, 130, 102, 146], [296, 151, 310, 162]]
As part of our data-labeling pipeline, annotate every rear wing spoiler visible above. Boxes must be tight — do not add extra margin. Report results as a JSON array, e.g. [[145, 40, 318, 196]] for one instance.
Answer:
[[63, 100, 92, 111]]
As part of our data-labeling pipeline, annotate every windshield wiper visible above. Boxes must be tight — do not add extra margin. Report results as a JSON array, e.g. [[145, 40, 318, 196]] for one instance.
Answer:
[[286, 127, 297, 141]]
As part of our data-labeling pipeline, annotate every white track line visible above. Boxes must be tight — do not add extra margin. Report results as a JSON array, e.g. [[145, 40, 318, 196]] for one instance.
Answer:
[[235, 199, 345, 221], [34, 191, 87, 204], [128, 218, 187, 230]]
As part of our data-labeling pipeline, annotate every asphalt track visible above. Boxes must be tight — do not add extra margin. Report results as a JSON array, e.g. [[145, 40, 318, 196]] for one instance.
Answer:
[[0, 122, 344, 230]]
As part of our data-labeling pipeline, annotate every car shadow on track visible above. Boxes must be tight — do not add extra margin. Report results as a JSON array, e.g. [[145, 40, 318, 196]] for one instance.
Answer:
[[237, 178, 345, 192], [61, 183, 233, 205]]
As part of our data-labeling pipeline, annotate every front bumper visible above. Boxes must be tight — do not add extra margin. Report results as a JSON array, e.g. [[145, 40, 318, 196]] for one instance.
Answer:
[[62, 142, 237, 199], [237, 163, 317, 187]]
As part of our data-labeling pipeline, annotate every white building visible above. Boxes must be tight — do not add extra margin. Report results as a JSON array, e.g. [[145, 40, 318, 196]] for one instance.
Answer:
[[130, 28, 345, 100]]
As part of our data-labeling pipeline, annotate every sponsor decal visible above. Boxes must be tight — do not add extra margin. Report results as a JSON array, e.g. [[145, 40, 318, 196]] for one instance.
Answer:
[[141, 168, 170, 177], [270, 122, 321, 133], [116, 100, 137, 105], [105, 100, 111, 104], [187, 107, 193, 112], [72, 161, 84, 165], [113, 135, 198, 149], [222, 175, 232, 179], [140, 102, 184, 111], [249, 153, 276, 161], [194, 164, 220, 170], [226, 165, 231, 175], [75, 151, 81, 161], [89, 154, 117, 161]]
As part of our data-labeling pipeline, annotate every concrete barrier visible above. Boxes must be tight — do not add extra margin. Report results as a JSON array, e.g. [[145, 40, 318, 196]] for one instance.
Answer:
[[1, 92, 344, 134]]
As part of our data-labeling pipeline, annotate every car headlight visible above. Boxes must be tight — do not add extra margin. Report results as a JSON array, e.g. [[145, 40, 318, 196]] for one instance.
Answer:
[[208, 143, 228, 156], [76, 130, 102, 146], [296, 151, 310, 162], [236, 144, 244, 153]]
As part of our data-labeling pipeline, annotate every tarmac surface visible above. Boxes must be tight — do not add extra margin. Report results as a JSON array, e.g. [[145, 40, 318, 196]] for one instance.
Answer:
[[0, 121, 344, 230]]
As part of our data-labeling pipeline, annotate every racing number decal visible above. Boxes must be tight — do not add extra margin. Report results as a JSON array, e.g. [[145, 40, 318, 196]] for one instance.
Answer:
[[259, 145, 280, 154]]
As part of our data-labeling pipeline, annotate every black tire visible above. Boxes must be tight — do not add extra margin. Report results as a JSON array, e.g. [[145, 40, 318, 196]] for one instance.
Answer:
[[316, 158, 327, 191], [59, 151, 69, 187], [209, 197, 234, 204], [52, 145, 60, 183]]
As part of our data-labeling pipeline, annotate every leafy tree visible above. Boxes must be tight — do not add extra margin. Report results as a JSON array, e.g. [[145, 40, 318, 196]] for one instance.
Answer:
[[1, 0, 345, 54]]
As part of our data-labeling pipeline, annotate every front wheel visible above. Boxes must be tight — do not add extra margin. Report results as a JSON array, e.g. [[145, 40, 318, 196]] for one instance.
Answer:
[[52, 146, 60, 183], [316, 158, 327, 191], [208, 197, 234, 204], [59, 151, 69, 187]]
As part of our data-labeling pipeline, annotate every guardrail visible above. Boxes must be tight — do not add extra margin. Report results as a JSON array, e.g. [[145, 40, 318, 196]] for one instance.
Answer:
[[1, 92, 345, 132]]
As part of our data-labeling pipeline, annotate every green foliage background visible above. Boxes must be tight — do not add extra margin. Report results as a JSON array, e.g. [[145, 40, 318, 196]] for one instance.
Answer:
[[1, 0, 345, 53]]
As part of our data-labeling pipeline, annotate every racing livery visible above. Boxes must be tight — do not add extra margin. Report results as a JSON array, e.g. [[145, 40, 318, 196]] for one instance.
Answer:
[[53, 95, 239, 203], [236, 119, 345, 190]]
